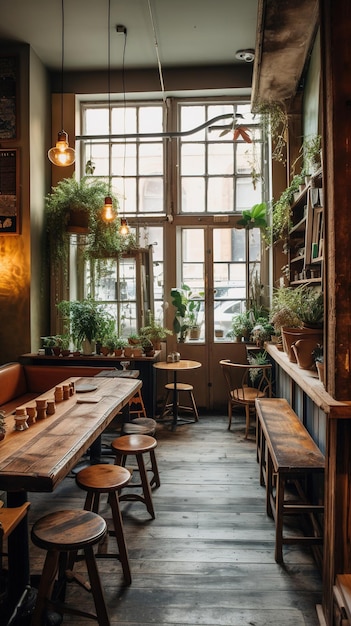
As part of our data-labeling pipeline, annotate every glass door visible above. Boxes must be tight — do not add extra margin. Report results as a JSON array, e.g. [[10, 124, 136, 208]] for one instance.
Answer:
[[176, 225, 262, 411]]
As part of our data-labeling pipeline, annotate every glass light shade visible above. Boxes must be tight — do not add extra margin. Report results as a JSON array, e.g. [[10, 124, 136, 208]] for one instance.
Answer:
[[102, 196, 117, 223], [48, 130, 76, 167], [119, 217, 130, 235]]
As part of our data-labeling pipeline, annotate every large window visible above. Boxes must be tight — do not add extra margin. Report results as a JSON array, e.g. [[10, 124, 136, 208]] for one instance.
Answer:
[[79, 98, 265, 337]]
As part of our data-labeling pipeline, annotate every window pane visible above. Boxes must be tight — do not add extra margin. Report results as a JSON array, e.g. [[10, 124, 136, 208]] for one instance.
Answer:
[[236, 178, 261, 211], [139, 178, 163, 213], [208, 143, 233, 175], [139, 143, 163, 175], [207, 178, 233, 213], [181, 106, 206, 140], [181, 178, 205, 213], [181, 144, 205, 175]]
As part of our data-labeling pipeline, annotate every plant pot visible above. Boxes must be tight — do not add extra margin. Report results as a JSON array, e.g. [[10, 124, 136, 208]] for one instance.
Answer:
[[189, 327, 201, 340], [66, 209, 90, 234], [215, 329, 224, 338], [281, 327, 323, 363], [291, 338, 320, 370], [151, 340, 161, 350], [52, 346, 61, 356], [82, 339, 96, 355], [132, 348, 143, 357], [114, 348, 123, 357], [100, 346, 109, 356], [124, 346, 133, 358], [61, 349, 71, 357]]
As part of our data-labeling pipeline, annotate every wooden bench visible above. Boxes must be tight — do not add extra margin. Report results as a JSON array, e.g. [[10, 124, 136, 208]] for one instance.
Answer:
[[255, 397, 325, 563]]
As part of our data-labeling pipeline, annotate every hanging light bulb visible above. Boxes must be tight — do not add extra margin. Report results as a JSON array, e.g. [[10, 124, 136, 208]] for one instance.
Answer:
[[119, 217, 130, 235], [102, 196, 116, 222], [48, 130, 75, 166], [48, 0, 76, 167]]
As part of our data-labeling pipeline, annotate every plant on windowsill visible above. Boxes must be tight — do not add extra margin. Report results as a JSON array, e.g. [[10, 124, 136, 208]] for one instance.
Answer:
[[57, 298, 115, 355], [139, 311, 172, 350], [231, 312, 253, 343], [170, 285, 203, 343]]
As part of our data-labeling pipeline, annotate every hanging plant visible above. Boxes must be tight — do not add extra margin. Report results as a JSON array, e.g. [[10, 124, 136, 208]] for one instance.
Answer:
[[45, 175, 138, 268], [254, 100, 289, 164], [237, 202, 267, 230]]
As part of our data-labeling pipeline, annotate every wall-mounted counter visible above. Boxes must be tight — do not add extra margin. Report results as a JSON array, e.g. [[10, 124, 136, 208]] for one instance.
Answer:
[[265, 342, 351, 626]]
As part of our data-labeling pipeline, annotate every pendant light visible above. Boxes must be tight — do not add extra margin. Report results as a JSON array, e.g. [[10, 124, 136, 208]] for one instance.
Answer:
[[102, 0, 118, 223], [48, 0, 75, 167], [118, 24, 129, 236]]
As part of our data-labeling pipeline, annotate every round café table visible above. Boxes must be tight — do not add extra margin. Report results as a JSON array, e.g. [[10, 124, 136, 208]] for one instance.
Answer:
[[153, 359, 202, 430]]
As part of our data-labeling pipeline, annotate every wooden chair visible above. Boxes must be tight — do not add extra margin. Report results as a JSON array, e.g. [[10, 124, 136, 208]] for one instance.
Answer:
[[219, 358, 272, 437]]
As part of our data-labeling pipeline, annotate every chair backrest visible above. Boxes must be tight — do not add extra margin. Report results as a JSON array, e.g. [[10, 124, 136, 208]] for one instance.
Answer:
[[219, 359, 272, 402]]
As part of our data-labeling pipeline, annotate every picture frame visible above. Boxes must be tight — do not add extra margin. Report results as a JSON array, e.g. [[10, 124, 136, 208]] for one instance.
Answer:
[[0, 148, 20, 234], [0, 55, 18, 140]]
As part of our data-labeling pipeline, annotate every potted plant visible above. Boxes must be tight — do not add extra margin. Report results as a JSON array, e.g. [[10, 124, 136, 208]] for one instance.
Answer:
[[41, 336, 57, 355], [170, 285, 203, 343], [139, 311, 172, 349], [57, 298, 114, 355], [251, 318, 274, 347], [271, 174, 304, 245], [0, 410, 6, 441], [114, 337, 128, 356], [45, 175, 138, 269], [140, 336, 155, 357], [236, 202, 267, 231], [231, 312, 253, 343]]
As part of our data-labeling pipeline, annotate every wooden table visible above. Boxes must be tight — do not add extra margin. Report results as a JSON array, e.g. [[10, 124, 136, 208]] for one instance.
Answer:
[[153, 360, 201, 430], [0, 375, 141, 622]]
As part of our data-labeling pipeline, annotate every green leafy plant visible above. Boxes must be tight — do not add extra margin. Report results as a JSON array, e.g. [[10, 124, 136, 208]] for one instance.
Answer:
[[254, 100, 289, 164], [170, 285, 203, 341], [231, 312, 253, 340], [57, 298, 115, 345], [271, 174, 304, 244], [291, 134, 322, 177], [248, 350, 270, 384], [251, 318, 274, 346], [45, 175, 139, 268], [237, 202, 267, 230], [139, 311, 172, 346]]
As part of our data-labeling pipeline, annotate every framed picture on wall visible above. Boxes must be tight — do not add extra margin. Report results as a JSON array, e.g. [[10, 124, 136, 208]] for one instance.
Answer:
[[0, 56, 18, 140], [0, 149, 19, 234]]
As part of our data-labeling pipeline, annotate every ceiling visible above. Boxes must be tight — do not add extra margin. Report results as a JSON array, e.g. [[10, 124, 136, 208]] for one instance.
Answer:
[[0, 0, 319, 105], [0, 0, 258, 72]]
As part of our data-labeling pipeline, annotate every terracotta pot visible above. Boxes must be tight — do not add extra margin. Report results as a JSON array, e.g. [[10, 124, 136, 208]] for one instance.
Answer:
[[124, 346, 133, 358], [291, 338, 320, 370], [52, 346, 61, 356], [114, 348, 123, 357], [281, 327, 323, 363], [100, 346, 109, 356]]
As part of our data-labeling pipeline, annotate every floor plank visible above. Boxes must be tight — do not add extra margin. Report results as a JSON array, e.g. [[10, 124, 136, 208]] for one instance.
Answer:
[[26, 414, 322, 625]]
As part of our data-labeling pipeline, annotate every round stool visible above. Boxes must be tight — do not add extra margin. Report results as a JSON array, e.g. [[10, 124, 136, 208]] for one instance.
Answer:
[[111, 434, 160, 519], [75, 464, 132, 585], [31, 509, 109, 626], [123, 417, 157, 436], [160, 382, 199, 421]]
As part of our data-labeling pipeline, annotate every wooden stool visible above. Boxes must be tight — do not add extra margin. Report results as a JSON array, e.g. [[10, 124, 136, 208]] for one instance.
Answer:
[[128, 390, 147, 419], [160, 382, 199, 421], [111, 434, 160, 519], [122, 417, 156, 436], [30, 509, 109, 626], [75, 464, 132, 585]]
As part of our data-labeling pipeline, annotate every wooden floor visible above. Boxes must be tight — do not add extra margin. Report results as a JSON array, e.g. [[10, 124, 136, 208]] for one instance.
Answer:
[[26, 413, 322, 626]]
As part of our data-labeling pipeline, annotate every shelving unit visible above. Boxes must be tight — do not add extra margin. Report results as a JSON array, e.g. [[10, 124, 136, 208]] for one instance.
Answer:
[[288, 170, 323, 286]]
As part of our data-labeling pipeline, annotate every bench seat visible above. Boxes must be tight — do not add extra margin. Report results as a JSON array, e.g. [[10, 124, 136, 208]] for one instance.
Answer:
[[255, 397, 325, 563]]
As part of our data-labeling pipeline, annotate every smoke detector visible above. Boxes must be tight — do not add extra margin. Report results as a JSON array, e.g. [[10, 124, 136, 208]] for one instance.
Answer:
[[235, 49, 255, 63]]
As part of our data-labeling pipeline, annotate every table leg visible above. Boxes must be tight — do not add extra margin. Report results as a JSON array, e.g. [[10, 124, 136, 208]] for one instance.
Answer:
[[172, 372, 178, 430], [5, 492, 31, 623]]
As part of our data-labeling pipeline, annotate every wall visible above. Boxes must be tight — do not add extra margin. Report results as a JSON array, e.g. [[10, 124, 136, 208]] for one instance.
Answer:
[[0, 44, 50, 364]]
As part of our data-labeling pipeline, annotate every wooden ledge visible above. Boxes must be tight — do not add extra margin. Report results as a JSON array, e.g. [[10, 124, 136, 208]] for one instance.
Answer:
[[265, 343, 351, 418]]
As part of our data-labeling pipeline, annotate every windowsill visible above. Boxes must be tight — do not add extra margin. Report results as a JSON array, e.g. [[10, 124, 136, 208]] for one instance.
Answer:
[[265, 343, 351, 417]]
